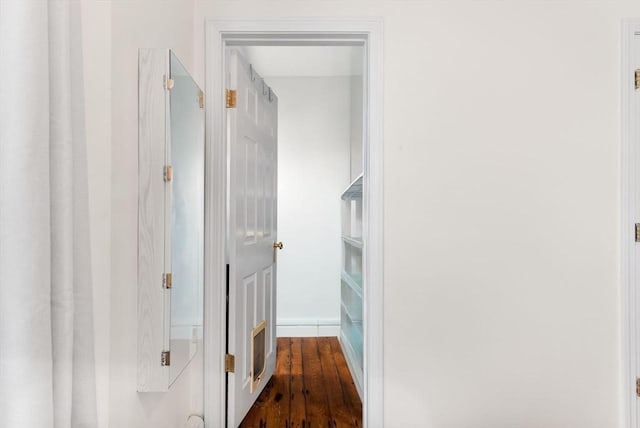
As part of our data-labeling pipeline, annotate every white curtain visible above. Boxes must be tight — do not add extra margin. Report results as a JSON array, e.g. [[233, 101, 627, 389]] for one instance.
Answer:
[[0, 0, 98, 427]]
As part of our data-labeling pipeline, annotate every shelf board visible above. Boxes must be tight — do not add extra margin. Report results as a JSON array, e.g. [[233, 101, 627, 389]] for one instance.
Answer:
[[341, 302, 364, 326], [342, 271, 363, 298], [342, 236, 363, 249], [341, 174, 363, 200], [343, 322, 363, 350]]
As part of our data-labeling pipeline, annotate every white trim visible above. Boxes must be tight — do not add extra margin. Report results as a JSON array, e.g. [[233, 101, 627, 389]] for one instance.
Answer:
[[203, 21, 227, 427], [276, 317, 341, 326], [276, 318, 340, 337], [204, 18, 384, 428], [277, 326, 340, 337], [622, 20, 640, 428]]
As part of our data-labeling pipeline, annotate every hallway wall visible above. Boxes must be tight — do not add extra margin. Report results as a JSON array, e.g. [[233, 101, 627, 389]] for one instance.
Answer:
[[77, 0, 640, 426], [81, 1, 204, 428], [193, 2, 637, 427], [350, 75, 363, 182], [267, 76, 352, 337], [109, 1, 204, 427]]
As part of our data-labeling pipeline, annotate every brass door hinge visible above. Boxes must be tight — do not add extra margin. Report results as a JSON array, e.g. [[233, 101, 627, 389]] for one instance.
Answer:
[[165, 76, 174, 91], [161, 351, 171, 367], [163, 273, 172, 289], [636, 377, 640, 397], [635, 224, 640, 242], [225, 354, 235, 373], [226, 89, 237, 108], [199, 90, 205, 109], [635, 69, 640, 90], [164, 165, 173, 182]]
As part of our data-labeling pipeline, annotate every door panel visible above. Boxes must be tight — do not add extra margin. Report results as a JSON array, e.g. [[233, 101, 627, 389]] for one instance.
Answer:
[[227, 49, 278, 428], [264, 266, 274, 356]]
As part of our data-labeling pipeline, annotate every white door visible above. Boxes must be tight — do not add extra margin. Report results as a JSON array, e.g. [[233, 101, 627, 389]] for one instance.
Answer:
[[226, 49, 279, 427]]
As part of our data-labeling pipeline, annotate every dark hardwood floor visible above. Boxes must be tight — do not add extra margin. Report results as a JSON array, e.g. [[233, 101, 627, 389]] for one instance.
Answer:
[[239, 337, 362, 428]]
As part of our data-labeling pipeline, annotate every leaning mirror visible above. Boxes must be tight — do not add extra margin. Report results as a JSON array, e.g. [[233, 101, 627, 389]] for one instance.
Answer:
[[137, 49, 205, 391]]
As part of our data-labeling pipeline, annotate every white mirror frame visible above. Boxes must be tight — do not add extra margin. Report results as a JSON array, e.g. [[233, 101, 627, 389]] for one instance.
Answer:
[[138, 48, 205, 392], [138, 48, 172, 392]]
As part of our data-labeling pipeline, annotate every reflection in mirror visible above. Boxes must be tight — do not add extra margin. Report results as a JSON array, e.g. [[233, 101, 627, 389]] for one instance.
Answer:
[[168, 52, 204, 385]]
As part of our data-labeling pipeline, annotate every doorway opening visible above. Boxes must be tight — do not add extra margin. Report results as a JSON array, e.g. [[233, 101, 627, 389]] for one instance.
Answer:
[[203, 20, 383, 428], [229, 44, 364, 427]]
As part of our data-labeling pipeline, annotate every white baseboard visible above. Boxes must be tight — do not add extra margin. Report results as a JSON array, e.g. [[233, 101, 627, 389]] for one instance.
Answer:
[[276, 318, 340, 337]]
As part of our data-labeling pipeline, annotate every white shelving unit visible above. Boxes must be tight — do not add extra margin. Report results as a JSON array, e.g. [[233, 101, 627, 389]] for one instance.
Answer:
[[340, 174, 364, 399]]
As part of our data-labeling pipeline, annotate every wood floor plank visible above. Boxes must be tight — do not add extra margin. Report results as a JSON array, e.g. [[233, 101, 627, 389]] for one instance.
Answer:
[[289, 337, 306, 428], [301, 338, 332, 428], [317, 337, 358, 427], [262, 338, 291, 427], [238, 337, 361, 428]]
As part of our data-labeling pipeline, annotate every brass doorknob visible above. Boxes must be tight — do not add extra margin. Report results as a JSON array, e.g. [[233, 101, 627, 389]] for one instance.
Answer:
[[273, 242, 283, 250]]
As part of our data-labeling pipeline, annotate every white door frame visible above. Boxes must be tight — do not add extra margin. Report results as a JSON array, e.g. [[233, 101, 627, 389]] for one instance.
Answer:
[[622, 19, 640, 428], [203, 18, 384, 428]]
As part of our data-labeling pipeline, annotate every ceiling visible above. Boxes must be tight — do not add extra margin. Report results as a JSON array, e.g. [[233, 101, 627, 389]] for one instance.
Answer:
[[241, 46, 363, 78]]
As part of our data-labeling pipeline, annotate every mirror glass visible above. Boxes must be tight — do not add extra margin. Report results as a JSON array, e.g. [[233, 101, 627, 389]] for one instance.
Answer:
[[168, 51, 204, 384]]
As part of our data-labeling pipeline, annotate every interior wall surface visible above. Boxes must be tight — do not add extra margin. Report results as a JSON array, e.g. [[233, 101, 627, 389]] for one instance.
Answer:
[[192, 2, 638, 427], [109, 1, 203, 428], [75, 0, 640, 426], [267, 76, 351, 336], [350, 75, 363, 181]]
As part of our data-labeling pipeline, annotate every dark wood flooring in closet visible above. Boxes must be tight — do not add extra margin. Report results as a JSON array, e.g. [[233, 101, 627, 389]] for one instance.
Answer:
[[239, 337, 362, 428]]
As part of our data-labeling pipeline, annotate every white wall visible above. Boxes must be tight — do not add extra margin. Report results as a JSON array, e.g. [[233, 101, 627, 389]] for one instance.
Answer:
[[267, 76, 351, 337], [350, 75, 363, 181], [191, 2, 638, 427], [82, 1, 206, 427], [244, 46, 363, 77], [85, 1, 204, 428], [76, 0, 640, 426]]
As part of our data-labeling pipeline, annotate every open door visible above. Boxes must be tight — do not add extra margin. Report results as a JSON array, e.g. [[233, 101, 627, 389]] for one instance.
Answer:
[[226, 49, 279, 427]]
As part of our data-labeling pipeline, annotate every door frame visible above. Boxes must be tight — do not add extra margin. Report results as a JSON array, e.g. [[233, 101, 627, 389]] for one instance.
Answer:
[[203, 18, 384, 428], [622, 19, 640, 428]]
